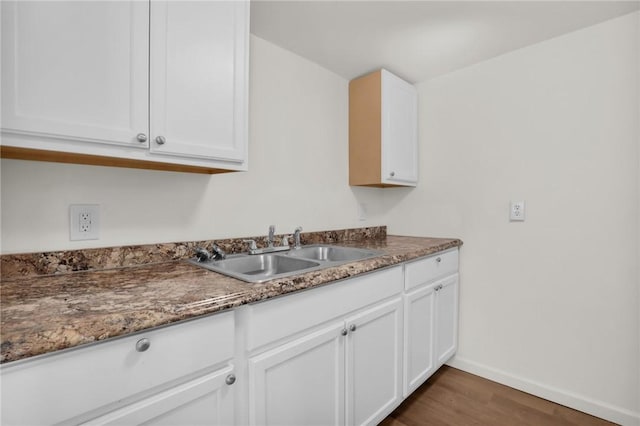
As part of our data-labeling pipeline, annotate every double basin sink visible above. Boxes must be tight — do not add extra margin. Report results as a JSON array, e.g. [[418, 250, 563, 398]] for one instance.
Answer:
[[189, 245, 382, 283]]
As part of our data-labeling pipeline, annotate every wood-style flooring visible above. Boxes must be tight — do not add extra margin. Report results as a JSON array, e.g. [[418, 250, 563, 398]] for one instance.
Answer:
[[380, 366, 615, 426]]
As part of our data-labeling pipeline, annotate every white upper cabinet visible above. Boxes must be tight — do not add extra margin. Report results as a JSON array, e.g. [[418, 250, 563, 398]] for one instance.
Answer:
[[1, 1, 150, 147], [381, 70, 418, 186], [0, 0, 249, 174], [149, 1, 247, 162], [349, 69, 418, 187]]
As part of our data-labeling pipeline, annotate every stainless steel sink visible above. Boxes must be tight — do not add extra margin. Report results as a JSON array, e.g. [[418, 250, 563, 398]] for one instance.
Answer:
[[189, 244, 382, 283], [189, 253, 321, 283], [286, 245, 380, 262]]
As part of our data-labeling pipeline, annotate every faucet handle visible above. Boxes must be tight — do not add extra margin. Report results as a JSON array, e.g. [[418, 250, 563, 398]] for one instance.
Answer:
[[243, 239, 258, 252], [211, 243, 226, 260], [194, 248, 212, 262], [281, 235, 292, 247]]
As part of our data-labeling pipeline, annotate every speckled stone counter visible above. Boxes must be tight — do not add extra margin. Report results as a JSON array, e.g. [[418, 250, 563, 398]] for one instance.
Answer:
[[0, 234, 462, 364]]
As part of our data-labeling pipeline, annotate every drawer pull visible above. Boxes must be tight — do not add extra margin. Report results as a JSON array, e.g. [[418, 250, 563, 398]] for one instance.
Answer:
[[225, 374, 236, 385], [349, 324, 357, 332], [135, 338, 150, 352], [341, 329, 348, 336], [436, 257, 442, 263]]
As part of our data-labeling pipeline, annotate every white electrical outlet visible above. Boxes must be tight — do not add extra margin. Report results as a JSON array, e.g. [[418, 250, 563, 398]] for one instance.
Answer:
[[510, 201, 525, 222], [70, 204, 100, 240]]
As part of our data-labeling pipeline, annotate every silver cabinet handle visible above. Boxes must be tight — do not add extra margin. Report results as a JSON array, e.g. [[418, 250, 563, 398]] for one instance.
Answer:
[[349, 324, 357, 332], [155, 136, 166, 145], [341, 329, 348, 336], [436, 257, 442, 263], [135, 338, 150, 352], [225, 374, 236, 385], [136, 133, 147, 143], [390, 171, 395, 177]]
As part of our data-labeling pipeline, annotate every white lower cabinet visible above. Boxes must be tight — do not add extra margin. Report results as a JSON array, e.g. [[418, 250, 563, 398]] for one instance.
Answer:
[[0, 312, 236, 426], [248, 298, 403, 426], [403, 282, 437, 396], [248, 322, 346, 426], [434, 274, 459, 368], [1, 249, 460, 426], [246, 267, 404, 426], [346, 298, 403, 426], [403, 250, 459, 397]]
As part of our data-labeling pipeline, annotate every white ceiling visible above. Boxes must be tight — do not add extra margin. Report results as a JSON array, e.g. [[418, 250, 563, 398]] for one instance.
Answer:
[[250, 1, 640, 83]]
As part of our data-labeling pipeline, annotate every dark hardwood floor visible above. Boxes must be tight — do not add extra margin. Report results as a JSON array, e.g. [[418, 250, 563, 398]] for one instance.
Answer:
[[380, 366, 616, 426]]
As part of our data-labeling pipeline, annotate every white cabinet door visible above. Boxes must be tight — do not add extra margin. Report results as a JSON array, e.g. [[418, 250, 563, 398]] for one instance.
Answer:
[[403, 283, 436, 397], [434, 274, 459, 368], [1, 1, 149, 148], [83, 366, 236, 426], [248, 322, 346, 426], [345, 297, 403, 426], [149, 0, 248, 163], [381, 69, 418, 186]]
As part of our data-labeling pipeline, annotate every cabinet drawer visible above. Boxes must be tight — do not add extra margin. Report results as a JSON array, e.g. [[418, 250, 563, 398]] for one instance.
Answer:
[[404, 249, 458, 290], [1, 311, 234, 426], [246, 266, 403, 352]]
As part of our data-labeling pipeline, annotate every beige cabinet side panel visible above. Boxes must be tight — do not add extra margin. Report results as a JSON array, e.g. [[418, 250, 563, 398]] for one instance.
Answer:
[[349, 70, 382, 186]]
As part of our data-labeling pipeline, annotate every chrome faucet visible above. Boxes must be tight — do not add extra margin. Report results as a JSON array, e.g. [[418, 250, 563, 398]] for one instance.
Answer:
[[195, 243, 226, 261], [293, 226, 303, 249], [267, 225, 275, 248], [243, 239, 258, 254], [194, 248, 211, 262], [211, 243, 226, 260]]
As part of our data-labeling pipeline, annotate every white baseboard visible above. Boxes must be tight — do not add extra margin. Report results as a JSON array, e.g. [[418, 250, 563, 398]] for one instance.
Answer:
[[447, 356, 640, 426]]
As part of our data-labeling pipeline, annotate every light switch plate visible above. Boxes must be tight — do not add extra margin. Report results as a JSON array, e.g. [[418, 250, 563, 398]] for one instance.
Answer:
[[510, 201, 525, 222], [70, 204, 100, 240]]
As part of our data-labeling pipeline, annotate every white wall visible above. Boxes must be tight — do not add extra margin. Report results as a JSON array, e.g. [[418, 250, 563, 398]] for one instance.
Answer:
[[0, 35, 386, 254], [387, 12, 640, 424]]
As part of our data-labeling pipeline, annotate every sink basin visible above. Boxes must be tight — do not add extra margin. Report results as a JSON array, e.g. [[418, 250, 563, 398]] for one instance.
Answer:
[[189, 244, 382, 283], [287, 245, 380, 262], [189, 254, 321, 283]]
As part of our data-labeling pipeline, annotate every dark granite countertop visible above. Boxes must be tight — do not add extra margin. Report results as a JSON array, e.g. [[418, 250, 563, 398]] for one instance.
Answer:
[[0, 235, 462, 364]]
